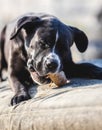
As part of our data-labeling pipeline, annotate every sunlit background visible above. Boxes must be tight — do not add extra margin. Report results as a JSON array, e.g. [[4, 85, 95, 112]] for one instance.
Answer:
[[0, 0, 102, 61]]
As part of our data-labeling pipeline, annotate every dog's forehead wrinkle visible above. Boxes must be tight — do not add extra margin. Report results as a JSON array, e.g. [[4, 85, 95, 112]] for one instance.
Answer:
[[52, 30, 59, 53], [41, 16, 54, 21], [55, 31, 59, 43], [29, 32, 39, 50], [31, 50, 35, 59], [24, 40, 29, 51], [33, 31, 39, 42]]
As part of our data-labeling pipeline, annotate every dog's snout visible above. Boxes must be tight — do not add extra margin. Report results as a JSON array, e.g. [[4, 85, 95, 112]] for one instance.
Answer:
[[45, 59, 58, 70], [44, 53, 61, 73]]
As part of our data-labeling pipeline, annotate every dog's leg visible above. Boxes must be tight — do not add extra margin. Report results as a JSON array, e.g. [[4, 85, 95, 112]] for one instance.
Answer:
[[8, 69, 34, 105], [8, 55, 34, 105], [0, 26, 7, 81], [9, 75, 30, 105], [63, 62, 102, 79], [0, 40, 1, 81]]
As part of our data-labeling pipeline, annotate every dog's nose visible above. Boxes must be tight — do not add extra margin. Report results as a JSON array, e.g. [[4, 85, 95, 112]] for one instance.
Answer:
[[46, 59, 58, 70]]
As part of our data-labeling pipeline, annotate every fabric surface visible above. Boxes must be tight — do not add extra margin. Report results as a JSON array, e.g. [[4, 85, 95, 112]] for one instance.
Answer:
[[0, 78, 102, 130]]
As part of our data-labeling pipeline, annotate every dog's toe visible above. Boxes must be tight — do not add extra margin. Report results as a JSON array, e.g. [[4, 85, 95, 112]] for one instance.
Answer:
[[11, 93, 31, 106]]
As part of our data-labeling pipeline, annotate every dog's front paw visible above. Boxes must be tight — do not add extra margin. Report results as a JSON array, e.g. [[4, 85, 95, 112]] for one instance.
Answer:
[[11, 92, 31, 106]]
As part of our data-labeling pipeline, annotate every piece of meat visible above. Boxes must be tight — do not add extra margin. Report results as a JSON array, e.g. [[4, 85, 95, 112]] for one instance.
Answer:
[[48, 71, 69, 87]]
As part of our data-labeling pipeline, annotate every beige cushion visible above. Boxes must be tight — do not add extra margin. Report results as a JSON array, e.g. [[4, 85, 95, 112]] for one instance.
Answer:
[[0, 78, 102, 130]]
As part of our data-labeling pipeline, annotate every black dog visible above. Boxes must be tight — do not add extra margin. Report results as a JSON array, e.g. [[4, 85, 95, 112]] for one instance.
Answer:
[[0, 13, 102, 105]]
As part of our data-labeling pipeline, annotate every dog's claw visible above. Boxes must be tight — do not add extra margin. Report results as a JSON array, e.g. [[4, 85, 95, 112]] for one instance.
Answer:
[[11, 93, 31, 106]]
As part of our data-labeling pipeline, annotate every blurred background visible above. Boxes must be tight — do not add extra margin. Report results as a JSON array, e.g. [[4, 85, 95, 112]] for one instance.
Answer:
[[0, 0, 102, 62]]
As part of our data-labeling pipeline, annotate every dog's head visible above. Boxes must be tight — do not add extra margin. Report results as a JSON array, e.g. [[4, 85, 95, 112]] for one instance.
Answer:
[[10, 13, 88, 77]]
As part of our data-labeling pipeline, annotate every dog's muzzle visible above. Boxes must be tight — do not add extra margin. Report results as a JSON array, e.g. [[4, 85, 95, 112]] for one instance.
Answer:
[[27, 53, 61, 75], [45, 58, 58, 72], [44, 53, 61, 73]]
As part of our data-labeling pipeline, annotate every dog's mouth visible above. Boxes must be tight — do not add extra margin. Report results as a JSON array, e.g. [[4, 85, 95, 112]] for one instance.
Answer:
[[28, 65, 35, 72], [27, 63, 62, 77], [30, 71, 51, 85], [27, 56, 62, 77], [27, 60, 45, 76], [27, 59, 63, 85], [29, 64, 64, 85]]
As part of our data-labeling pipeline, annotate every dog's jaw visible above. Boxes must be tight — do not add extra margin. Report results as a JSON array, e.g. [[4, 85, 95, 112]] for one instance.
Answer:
[[30, 71, 51, 85]]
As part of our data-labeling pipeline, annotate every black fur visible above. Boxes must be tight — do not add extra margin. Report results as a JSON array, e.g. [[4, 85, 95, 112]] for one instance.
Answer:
[[0, 13, 102, 105]]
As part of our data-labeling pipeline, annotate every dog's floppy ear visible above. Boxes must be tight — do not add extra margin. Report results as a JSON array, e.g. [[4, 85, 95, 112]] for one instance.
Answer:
[[10, 15, 41, 40], [70, 26, 88, 52]]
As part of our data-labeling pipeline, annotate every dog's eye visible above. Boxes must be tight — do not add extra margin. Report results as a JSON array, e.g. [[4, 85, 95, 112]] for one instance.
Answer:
[[39, 41, 49, 49]]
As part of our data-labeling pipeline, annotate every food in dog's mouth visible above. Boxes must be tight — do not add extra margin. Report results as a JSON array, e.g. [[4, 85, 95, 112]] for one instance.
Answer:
[[47, 71, 69, 87], [30, 70, 69, 87]]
